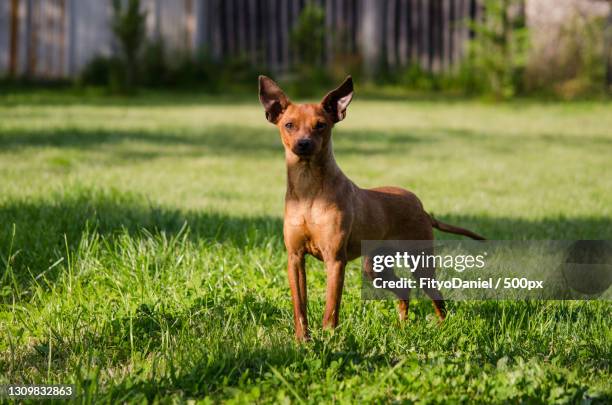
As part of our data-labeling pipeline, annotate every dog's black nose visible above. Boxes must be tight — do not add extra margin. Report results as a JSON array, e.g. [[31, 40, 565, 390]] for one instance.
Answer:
[[296, 138, 313, 154]]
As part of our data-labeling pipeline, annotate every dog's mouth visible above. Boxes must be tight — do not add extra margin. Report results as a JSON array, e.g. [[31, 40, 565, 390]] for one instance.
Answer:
[[292, 149, 315, 158]]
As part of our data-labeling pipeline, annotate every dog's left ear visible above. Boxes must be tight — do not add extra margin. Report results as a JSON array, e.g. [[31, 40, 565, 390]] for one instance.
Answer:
[[321, 76, 354, 123]]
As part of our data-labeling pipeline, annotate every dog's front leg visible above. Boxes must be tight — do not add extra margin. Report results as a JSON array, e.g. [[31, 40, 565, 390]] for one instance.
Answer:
[[287, 252, 309, 341], [322, 257, 347, 330]]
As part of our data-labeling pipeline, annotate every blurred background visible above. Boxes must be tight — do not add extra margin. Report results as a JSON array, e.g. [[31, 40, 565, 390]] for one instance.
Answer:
[[1, 0, 610, 99]]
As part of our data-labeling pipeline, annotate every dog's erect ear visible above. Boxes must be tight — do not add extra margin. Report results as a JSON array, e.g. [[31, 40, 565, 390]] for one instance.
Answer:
[[259, 75, 290, 124], [321, 76, 354, 123]]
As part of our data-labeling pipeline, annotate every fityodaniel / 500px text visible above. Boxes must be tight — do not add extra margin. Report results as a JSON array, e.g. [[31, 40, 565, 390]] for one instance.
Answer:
[[372, 251, 487, 273]]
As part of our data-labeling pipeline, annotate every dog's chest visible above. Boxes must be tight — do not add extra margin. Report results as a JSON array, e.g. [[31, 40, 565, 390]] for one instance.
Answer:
[[285, 199, 345, 257], [286, 203, 330, 227]]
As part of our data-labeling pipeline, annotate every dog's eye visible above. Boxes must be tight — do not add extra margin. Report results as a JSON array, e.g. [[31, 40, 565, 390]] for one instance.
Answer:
[[284, 122, 294, 130], [315, 122, 327, 130]]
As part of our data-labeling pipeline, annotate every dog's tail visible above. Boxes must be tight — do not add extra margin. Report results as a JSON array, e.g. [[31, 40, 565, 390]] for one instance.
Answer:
[[428, 214, 486, 240]]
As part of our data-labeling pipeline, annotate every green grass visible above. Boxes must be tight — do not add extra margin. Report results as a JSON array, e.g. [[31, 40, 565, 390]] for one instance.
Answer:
[[0, 90, 611, 403]]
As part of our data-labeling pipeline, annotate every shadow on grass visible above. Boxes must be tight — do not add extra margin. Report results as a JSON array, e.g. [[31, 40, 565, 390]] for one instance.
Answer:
[[443, 128, 612, 148], [1, 188, 611, 297], [93, 301, 611, 402], [0, 189, 283, 298], [0, 126, 435, 158], [103, 347, 392, 402], [92, 304, 393, 402], [2, 123, 610, 163], [433, 213, 612, 241]]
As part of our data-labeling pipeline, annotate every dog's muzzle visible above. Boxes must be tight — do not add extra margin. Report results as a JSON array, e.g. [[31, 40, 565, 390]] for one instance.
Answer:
[[294, 138, 314, 156]]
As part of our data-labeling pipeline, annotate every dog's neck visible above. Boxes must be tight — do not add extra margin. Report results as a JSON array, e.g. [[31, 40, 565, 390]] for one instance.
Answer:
[[285, 141, 347, 200]]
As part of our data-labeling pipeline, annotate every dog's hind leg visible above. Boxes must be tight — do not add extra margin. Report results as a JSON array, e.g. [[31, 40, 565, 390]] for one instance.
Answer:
[[409, 242, 446, 321], [397, 297, 411, 321], [363, 254, 412, 321], [413, 262, 446, 321]]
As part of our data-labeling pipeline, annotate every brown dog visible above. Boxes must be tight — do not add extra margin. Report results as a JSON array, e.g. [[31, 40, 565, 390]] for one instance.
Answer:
[[258, 75, 484, 341]]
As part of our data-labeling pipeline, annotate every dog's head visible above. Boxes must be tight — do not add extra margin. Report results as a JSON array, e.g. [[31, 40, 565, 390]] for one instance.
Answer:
[[258, 76, 353, 161]]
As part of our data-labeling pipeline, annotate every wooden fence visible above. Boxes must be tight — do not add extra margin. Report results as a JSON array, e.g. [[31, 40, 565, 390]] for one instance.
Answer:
[[201, 0, 480, 73], [1, 0, 481, 78]]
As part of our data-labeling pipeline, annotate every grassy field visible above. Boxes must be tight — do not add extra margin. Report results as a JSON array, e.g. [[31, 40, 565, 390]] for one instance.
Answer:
[[0, 90, 611, 403]]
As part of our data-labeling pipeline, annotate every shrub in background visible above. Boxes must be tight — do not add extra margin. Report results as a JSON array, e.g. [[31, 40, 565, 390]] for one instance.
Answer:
[[215, 55, 263, 91], [394, 64, 439, 92], [137, 40, 204, 89], [147, 47, 259, 92], [79, 56, 116, 87], [78, 55, 128, 93], [289, 2, 331, 96], [79, 45, 258, 93], [140, 40, 168, 87], [556, 14, 607, 99], [380, 63, 479, 96], [382, 1, 529, 98], [526, 11, 608, 99], [291, 2, 325, 68], [111, 0, 147, 92], [467, 0, 529, 99]]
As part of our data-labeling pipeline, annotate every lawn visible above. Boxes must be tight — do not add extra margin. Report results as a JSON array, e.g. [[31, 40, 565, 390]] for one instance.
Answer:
[[0, 90, 610, 403]]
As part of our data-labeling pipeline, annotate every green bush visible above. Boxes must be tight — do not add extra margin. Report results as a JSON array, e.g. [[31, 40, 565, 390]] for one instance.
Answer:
[[140, 41, 168, 87], [79, 44, 259, 93], [384, 2, 528, 98], [289, 2, 331, 96], [79, 56, 116, 87], [528, 13, 609, 99], [111, 0, 147, 92], [467, 0, 529, 99], [215, 54, 262, 90], [290, 3, 325, 69], [78, 55, 127, 93]]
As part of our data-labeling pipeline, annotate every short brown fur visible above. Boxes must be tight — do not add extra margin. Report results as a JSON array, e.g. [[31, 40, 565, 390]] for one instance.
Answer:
[[258, 75, 485, 341]]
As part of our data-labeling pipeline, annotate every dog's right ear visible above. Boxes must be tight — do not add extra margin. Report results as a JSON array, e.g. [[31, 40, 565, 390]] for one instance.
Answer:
[[259, 75, 290, 124]]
